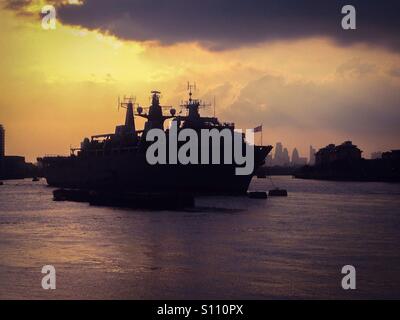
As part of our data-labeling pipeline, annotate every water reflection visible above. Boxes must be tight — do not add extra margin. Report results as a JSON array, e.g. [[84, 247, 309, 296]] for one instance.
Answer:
[[0, 178, 400, 299]]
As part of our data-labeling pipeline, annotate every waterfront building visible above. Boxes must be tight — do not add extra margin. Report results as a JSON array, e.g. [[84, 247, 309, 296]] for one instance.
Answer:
[[315, 141, 362, 166]]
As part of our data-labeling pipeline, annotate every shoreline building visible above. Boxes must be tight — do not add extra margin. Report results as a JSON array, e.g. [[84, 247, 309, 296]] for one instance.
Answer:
[[296, 142, 400, 182], [371, 151, 382, 160], [0, 124, 4, 158], [382, 150, 400, 161], [0, 125, 4, 176], [315, 141, 362, 166], [0, 124, 37, 180]]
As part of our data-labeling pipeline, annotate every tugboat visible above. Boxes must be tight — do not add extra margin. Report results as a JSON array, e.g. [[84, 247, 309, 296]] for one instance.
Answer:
[[38, 85, 272, 195]]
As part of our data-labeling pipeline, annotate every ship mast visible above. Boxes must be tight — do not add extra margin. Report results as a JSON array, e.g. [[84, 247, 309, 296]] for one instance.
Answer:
[[119, 96, 137, 135], [180, 82, 211, 121], [136, 91, 176, 132]]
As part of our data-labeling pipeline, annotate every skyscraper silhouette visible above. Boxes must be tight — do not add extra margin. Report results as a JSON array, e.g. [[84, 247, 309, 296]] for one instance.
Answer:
[[291, 148, 300, 166], [273, 142, 284, 166], [282, 148, 290, 166]]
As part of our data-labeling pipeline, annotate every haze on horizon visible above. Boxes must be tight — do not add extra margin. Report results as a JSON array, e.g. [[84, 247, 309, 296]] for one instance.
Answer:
[[1, 0, 400, 162]]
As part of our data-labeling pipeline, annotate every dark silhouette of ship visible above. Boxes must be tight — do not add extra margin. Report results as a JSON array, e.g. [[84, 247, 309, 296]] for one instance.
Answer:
[[38, 86, 272, 195]]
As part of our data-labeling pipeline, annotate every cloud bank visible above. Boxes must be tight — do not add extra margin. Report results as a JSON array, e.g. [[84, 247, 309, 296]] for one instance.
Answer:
[[222, 72, 400, 141], [5, 0, 400, 51]]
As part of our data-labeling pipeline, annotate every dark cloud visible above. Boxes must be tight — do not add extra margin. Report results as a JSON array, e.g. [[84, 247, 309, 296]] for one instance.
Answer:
[[3, 0, 36, 16], [3, 0, 32, 10], [5, 0, 400, 51]]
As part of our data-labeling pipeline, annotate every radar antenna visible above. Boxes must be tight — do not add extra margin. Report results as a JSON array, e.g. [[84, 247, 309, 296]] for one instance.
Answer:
[[187, 82, 197, 102], [178, 82, 212, 116], [119, 95, 136, 110]]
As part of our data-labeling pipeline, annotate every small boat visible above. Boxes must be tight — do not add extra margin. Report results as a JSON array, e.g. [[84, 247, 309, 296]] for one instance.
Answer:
[[268, 188, 288, 197], [0, 181, 4, 186], [32, 177, 40, 182], [248, 191, 268, 199]]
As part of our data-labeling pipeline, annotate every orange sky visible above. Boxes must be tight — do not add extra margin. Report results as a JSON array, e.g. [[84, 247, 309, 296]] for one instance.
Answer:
[[1, 2, 400, 162]]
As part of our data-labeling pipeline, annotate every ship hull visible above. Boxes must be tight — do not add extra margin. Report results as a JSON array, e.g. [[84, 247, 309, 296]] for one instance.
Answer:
[[40, 147, 271, 195]]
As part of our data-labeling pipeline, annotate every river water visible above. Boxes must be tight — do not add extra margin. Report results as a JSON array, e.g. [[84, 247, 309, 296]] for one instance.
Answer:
[[0, 177, 399, 299]]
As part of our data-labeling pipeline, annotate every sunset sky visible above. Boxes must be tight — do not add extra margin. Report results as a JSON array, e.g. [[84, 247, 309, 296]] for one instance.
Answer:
[[1, 0, 400, 162]]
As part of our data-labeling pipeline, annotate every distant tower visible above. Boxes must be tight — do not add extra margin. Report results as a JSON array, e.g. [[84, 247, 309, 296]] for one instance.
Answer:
[[265, 154, 273, 166], [283, 148, 290, 166], [273, 142, 283, 165], [0, 125, 5, 158], [291, 148, 300, 166]]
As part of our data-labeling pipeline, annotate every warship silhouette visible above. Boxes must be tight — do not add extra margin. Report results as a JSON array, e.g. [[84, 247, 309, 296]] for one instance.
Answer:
[[38, 85, 272, 195]]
